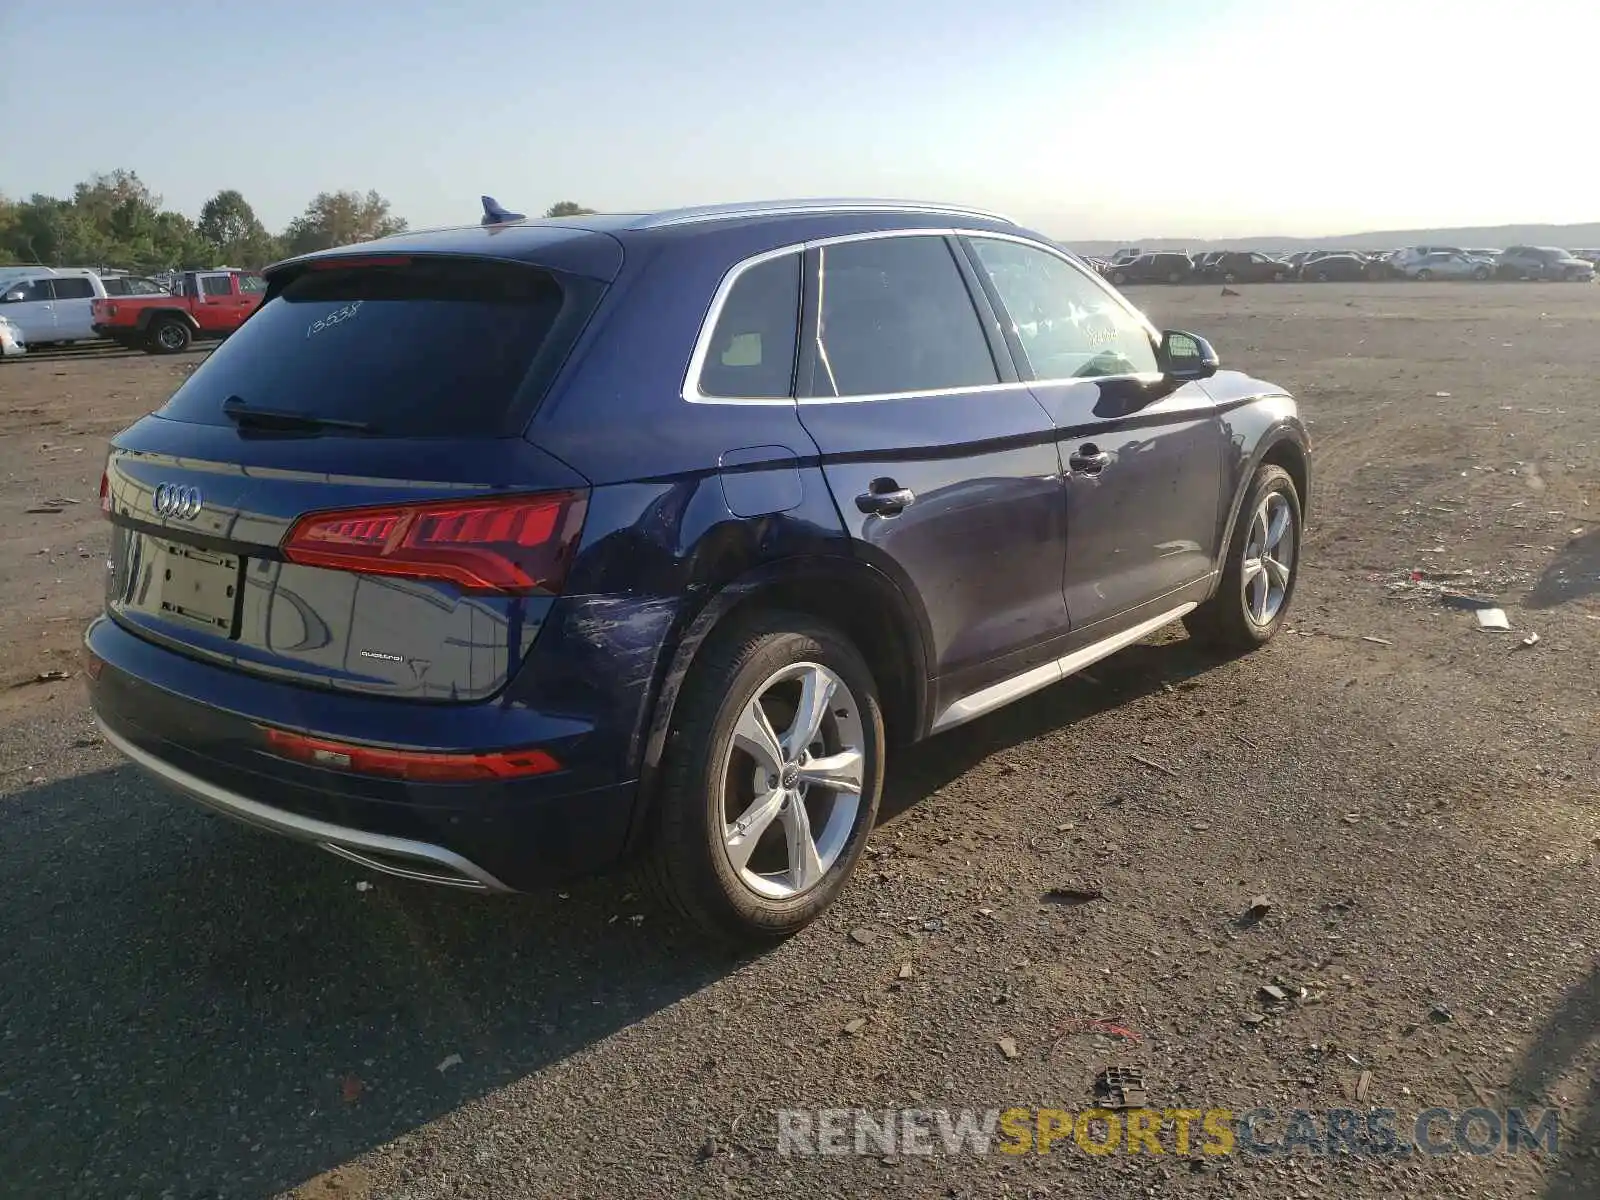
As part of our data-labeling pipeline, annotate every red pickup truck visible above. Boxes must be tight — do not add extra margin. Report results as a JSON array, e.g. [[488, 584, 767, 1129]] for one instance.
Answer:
[[92, 269, 266, 354]]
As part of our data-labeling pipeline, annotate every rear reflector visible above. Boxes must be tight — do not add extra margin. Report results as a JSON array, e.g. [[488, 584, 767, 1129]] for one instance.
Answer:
[[282, 490, 587, 594], [260, 727, 560, 782], [99, 469, 111, 514]]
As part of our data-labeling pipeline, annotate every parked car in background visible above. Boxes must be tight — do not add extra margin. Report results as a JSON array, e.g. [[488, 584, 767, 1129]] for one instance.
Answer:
[[1495, 246, 1595, 282], [1205, 252, 1289, 284], [86, 197, 1311, 943], [1403, 251, 1492, 281], [1107, 252, 1194, 284], [0, 270, 114, 346], [1298, 253, 1370, 282], [91, 269, 266, 353], [0, 314, 25, 357]]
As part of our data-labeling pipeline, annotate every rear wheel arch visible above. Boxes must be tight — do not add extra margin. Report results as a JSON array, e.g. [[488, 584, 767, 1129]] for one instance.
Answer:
[[633, 558, 930, 832]]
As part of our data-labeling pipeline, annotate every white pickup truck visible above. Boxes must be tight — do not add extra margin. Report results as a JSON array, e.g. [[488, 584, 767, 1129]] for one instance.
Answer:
[[0, 269, 161, 347]]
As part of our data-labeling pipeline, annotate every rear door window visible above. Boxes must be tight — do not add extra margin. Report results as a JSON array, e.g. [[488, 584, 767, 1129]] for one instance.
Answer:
[[155, 257, 599, 437], [52, 278, 96, 300], [697, 252, 799, 399], [813, 236, 997, 398]]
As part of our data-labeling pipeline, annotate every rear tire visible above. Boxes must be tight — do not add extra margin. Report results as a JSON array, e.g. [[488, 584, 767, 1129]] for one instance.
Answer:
[[646, 612, 886, 945], [1111, 271, 1127, 285], [1415, 269, 1432, 280], [147, 317, 192, 355], [1184, 464, 1301, 654]]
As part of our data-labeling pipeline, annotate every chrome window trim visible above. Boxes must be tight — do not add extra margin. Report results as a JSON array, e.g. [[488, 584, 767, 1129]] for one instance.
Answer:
[[682, 227, 1165, 407]]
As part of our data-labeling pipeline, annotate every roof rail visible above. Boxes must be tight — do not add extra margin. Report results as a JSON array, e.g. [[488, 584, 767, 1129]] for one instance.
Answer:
[[635, 198, 1018, 229]]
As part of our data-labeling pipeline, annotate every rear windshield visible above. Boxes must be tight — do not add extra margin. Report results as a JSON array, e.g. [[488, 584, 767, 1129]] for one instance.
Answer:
[[156, 257, 595, 437]]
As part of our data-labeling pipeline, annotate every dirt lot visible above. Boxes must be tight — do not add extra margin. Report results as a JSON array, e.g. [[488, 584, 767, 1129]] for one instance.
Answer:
[[0, 284, 1596, 1199]]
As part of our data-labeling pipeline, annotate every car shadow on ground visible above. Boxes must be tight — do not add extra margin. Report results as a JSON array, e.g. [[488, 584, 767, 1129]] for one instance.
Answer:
[[1511, 965, 1599, 1199], [1525, 530, 1600, 609], [0, 636, 1220, 1197]]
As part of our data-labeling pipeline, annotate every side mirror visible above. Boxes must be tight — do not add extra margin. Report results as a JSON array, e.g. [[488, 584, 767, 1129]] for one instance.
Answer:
[[0, 290, 24, 304], [1158, 329, 1219, 381]]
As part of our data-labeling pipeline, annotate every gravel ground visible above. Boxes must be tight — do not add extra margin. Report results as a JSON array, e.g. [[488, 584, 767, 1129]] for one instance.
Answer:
[[0, 284, 1595, 1199]]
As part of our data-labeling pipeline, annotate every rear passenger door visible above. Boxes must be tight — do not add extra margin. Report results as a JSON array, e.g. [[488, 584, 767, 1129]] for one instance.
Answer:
[[962, 235, 1225, 637], [48, 276, 97, 340], [794, 233, 1069, 715]]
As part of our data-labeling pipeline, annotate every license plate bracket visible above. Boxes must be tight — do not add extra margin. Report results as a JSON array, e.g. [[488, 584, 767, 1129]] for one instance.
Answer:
[[157, 542, 242, 636]]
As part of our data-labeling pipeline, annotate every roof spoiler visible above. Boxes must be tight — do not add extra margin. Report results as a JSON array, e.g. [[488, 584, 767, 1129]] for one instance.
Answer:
[[480, 196, 526, 226]]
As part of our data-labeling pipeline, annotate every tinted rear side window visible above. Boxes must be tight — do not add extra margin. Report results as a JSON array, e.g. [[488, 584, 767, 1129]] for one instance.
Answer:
[[156, 258, 596, 437], [814, 236, 997, 397], [53, 278, 96, 299], [698, 252, 800, 398]]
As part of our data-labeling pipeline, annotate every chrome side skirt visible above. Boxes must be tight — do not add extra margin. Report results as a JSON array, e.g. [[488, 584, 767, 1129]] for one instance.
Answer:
[[930, 602, 1196, 734], [97, 720, 512, 892]]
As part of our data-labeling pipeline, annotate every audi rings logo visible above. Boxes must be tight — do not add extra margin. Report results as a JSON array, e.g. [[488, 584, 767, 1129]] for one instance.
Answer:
[[152, 483, 203, 520]]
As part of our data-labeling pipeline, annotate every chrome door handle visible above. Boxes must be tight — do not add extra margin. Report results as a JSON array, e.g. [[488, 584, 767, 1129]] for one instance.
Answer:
[[1068, 445, 1111, 475], [856, 482, 916, 516]]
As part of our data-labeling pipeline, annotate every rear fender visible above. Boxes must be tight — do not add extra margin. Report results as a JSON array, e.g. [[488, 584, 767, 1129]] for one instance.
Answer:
[[625, 554, 932, 851]]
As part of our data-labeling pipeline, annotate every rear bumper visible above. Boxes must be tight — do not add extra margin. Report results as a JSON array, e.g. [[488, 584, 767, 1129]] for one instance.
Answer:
[[86, 615, 642, 891], [98, 719, 514, 890]]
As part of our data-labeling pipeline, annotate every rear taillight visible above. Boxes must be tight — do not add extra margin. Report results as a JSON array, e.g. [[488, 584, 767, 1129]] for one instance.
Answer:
[[99, 468, 111, 515], [281, 490, 587, 594], [260, 727, 560, 782]]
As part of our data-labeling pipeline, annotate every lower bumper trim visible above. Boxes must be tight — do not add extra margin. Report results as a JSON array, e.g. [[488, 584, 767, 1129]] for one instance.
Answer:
[[97, 719, 513, 892]]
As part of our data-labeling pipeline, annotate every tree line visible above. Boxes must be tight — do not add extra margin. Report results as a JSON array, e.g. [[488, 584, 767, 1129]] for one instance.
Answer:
[[0, 170, 595, 273]]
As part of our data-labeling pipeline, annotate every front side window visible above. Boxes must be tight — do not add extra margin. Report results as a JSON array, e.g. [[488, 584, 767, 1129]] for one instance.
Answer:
[[698, 252, 799, 399], [969, 238, 1158, 381], [201, 275, 233, 297], [815, 236, 997, 397]]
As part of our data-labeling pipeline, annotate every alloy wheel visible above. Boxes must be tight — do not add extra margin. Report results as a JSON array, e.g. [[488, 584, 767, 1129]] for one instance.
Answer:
[[719, 662, 865, 900], [1241, 491, 1295, 626]]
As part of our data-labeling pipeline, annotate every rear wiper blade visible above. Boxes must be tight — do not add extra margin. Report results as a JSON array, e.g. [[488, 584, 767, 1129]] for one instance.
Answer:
[[221, 395, 378, 434]]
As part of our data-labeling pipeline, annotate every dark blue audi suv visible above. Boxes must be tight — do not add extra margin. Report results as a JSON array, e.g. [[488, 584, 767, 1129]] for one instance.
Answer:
[[87, 198, 1310, 943]]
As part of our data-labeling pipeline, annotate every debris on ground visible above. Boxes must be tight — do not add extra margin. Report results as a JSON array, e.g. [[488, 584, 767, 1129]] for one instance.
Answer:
[[1440, 591, 1499, 610], [1054, 1017, 1142, 1045], [1475, 608, 1511, 631], [9, 670, 72, 688], [1259, 984, 1290, 1004], [436, 1053, 463, 1073], [1515, 632, 1540, 650], [1220, 286, 1240, 297], [23, 506, 64, 515], [1093, 1066, 1148, 1109], [1128, 752, 1176, 777], [843, 1018, 868, 1037], [1238, 895, 1273, 927], [1044, 885, 1104, 906], [1360, 636, 1393, 646], [1356, 1070, 1373, 1101], [1428, 1005, 1453, 1024], [997, 1037, 1020, 1060], [354, 881, 372, 893], [897, 961, 914, 980], [848, 927, 877, 946]]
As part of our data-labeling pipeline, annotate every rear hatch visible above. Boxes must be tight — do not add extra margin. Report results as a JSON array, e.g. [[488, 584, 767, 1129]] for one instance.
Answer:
[[102, 248, 612, 702]]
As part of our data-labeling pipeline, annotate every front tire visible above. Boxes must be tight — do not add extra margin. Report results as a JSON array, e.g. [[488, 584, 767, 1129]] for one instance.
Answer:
[[1111, 270, 1128, 285], [647, 612, 886, 944], [1184, 464, 1301, 654]]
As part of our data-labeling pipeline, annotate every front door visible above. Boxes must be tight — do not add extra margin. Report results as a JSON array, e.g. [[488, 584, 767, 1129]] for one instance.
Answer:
[[793, 232, 1068, 713], [961, 235, 1225, 637]]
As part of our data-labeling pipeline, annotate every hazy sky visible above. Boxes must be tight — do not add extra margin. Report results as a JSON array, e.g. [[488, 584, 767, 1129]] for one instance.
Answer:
[[4, 0, 1594, 240]]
